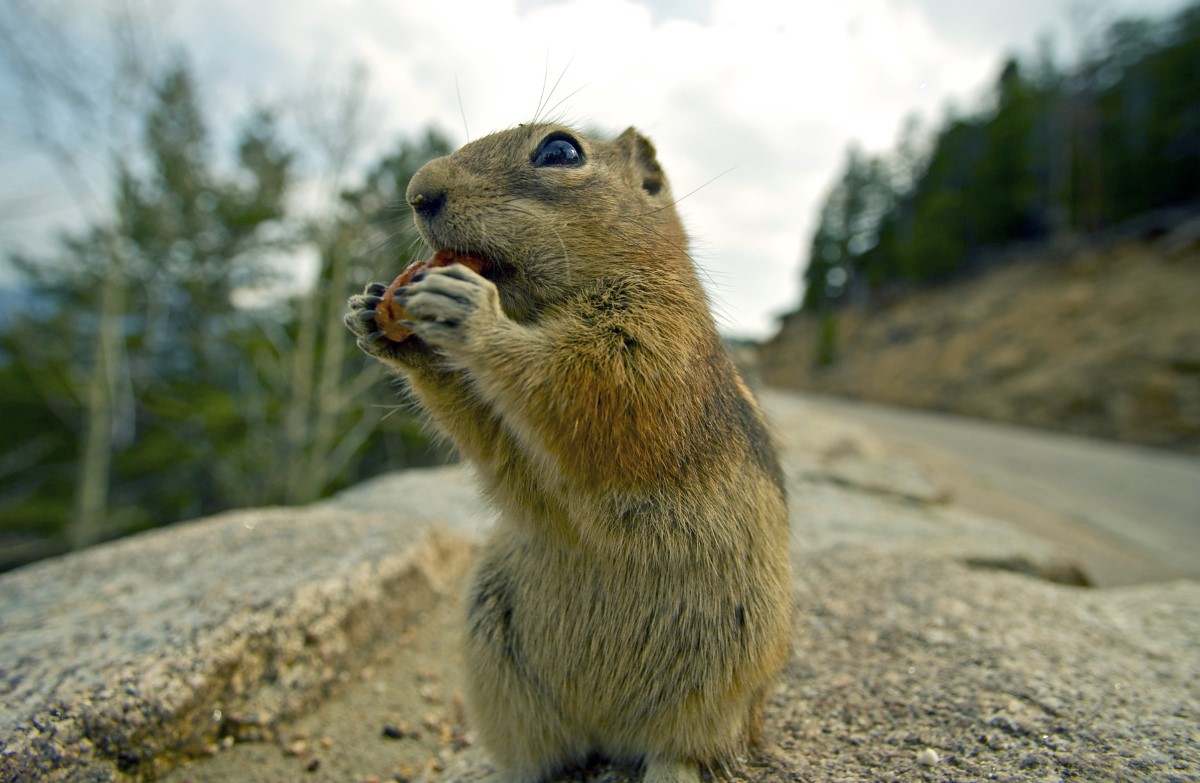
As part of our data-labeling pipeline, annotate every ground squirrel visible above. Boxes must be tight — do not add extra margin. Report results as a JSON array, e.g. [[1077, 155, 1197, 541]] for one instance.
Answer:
[[344, 123, 792, 783]]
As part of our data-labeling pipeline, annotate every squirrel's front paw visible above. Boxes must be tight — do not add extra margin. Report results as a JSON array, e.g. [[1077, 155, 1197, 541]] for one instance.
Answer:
[[345, 282, 425, 365], [395, 264, 503, 352]]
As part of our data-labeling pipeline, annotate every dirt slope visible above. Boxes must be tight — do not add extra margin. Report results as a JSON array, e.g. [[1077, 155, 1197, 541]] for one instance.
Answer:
[[760, 232, 1200, 453]]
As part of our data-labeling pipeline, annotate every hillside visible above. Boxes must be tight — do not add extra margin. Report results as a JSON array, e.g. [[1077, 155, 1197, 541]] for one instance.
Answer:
[[760, 224, 1200, 454]]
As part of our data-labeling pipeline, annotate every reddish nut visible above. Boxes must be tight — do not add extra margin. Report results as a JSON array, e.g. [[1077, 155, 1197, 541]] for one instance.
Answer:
[[374, 250, 488, 342]]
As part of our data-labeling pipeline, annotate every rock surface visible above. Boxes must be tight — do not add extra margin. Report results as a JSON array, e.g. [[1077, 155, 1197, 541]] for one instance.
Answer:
[[0, 468, 488, 783], [2, 393, 1197, 782]]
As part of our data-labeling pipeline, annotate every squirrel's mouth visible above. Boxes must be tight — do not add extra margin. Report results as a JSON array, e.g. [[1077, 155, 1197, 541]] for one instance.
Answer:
[[436, 247, 508, 281]]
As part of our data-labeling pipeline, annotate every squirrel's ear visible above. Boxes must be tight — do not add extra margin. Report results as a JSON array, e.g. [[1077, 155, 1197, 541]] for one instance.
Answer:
[[616, 127, 668, 197]]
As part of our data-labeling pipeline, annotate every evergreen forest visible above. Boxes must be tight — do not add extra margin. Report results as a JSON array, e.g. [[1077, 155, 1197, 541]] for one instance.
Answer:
[[0, 9, 455, 569], [801, 2, 1200, 312]]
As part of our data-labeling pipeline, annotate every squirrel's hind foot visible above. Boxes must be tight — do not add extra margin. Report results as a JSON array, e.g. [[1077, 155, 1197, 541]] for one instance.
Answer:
[[474, 766, 545, 783], [642, 759, 701, 783]]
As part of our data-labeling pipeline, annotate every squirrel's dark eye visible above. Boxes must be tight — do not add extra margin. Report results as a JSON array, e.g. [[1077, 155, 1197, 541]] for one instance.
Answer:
[[532, 135, 584, 168]]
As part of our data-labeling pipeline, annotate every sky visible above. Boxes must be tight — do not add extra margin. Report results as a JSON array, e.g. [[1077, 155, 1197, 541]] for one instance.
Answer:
[[1, 0, 1192, 338]]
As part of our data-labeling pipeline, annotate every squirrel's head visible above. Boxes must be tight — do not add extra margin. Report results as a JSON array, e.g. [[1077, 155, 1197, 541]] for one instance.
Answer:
[[405, 123, 689, 317]]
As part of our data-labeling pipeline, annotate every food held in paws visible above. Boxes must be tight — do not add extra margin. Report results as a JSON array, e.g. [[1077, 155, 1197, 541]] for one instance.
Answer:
[[375, 250, 488, 342]]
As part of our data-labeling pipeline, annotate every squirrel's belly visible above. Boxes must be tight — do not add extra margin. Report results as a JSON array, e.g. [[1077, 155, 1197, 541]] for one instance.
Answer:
[[466, 530, 758, 740]]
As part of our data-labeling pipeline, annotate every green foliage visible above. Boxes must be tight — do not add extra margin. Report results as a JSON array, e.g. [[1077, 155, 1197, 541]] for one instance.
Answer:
[[800, 2, 1200, 312], [0, 60, 453, 569], [801, 146, 894, 310]]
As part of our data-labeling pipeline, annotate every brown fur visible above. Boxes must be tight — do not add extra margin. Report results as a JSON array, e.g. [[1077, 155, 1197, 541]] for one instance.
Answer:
[[345, 124, 791, 783]]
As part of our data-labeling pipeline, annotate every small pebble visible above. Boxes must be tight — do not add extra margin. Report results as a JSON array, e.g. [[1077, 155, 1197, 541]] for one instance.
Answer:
[[917, 747, 940, 766], [452, 730, 474, 750], [305, 758, 321, 772]]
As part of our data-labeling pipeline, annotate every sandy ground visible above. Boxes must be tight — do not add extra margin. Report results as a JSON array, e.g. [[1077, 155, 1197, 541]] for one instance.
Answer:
[[161, 592, 469, 783]]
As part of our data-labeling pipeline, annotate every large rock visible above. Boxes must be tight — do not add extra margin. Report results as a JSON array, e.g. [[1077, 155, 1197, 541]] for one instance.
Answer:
[[444, 556, 1200, 782], [2, 394, 1197, 782], [0, 468, 487, 783], [443, 396, 1200, 782]]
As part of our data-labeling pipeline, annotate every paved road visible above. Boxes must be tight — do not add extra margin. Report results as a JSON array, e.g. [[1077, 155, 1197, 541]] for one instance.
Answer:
[[786, 392, 1200, 586]]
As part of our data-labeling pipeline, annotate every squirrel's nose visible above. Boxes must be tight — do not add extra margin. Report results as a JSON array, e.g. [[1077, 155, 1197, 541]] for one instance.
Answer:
[[408, 187, 447, 219]]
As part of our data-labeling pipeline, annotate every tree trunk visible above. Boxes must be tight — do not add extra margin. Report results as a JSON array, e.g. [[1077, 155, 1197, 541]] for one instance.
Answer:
[[70, 230, 126, 549], [301, 225, 356, 501]]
